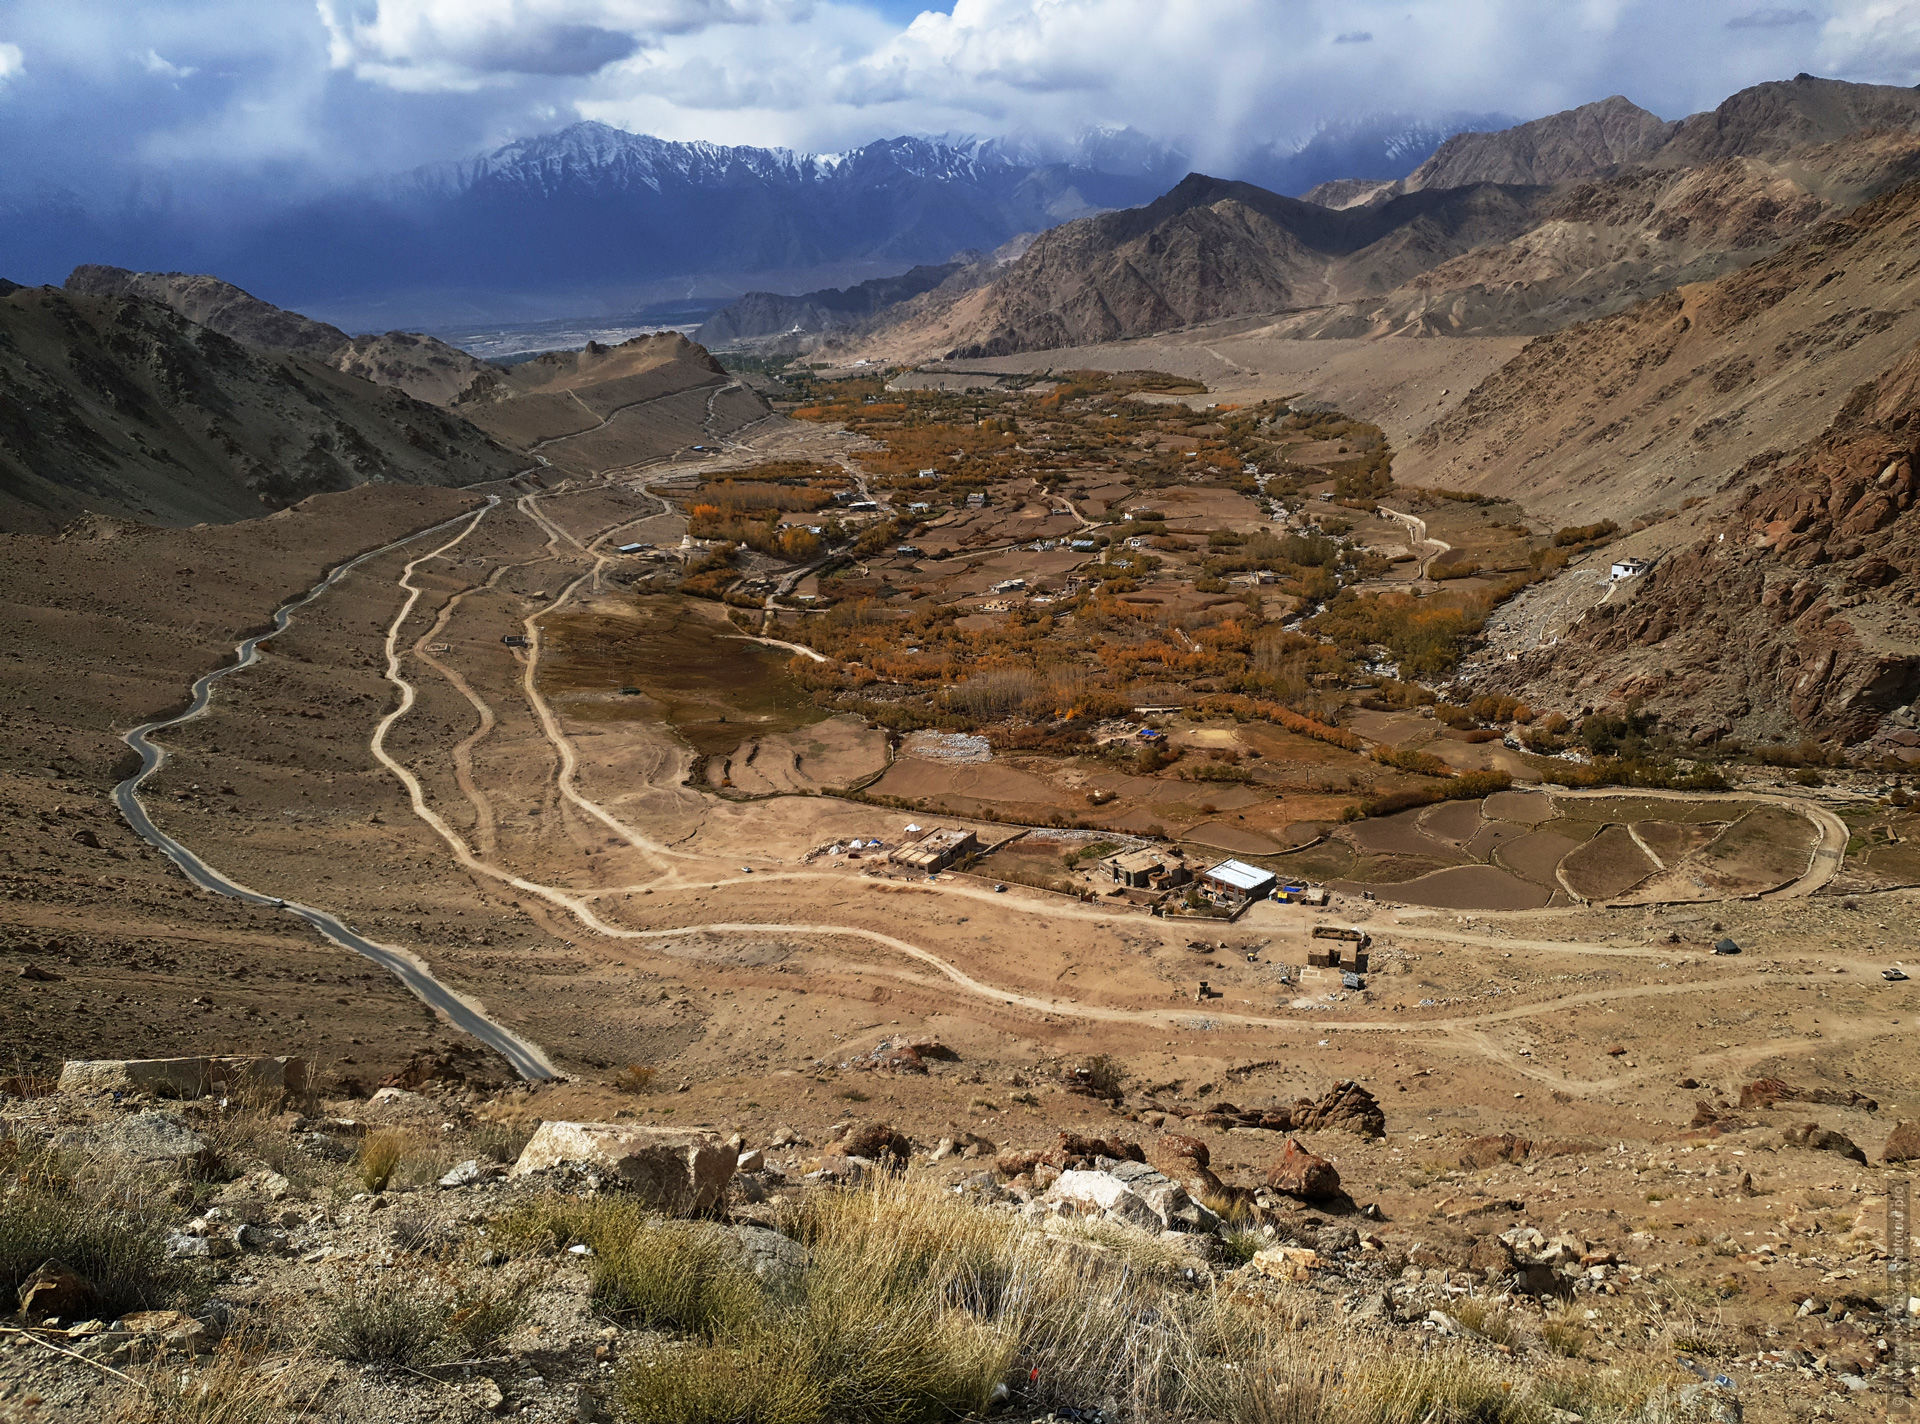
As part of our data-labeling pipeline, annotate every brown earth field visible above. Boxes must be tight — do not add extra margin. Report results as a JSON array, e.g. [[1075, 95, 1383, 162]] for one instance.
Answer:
[[2, 453, 1917, 1424]]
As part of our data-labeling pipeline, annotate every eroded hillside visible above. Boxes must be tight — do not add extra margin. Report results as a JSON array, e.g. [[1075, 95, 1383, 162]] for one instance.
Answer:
[[1481, 335, 1920, 747], [0, 285, 523, 533], [1397, 177, 1920, 524]]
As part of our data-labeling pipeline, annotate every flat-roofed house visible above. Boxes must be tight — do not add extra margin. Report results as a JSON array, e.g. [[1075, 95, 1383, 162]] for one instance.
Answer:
[[889, 827, 978, 873], [1198, 859, 1276, 905]]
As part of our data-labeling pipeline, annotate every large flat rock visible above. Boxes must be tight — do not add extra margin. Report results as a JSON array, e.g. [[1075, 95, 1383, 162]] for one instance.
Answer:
[[511, 1122, 737, 1211]]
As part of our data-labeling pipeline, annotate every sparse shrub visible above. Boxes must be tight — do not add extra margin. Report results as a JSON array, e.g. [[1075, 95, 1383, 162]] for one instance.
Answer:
[[316, 1259, 536, 1365], [1446, 1297, 1518, 1347], [493, 1199, 762, 1334], [470, 1121, 532, 1164], [388, 1210, 436, 1253], [837, 1087, 872, 1103], [1219, 1228, 1263, 1267], [353, 1130, 407, 1193], [0, 1169, 194, 1319], [1193, 1363, 1329, 1424], [1064, 1054, 1127, 1101], [1348, 1348, 1547, 1424], [614, 1065, 658, 1094]]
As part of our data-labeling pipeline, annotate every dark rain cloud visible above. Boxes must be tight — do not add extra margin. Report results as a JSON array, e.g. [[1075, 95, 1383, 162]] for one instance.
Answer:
[[1726, 8, 1818, 27]]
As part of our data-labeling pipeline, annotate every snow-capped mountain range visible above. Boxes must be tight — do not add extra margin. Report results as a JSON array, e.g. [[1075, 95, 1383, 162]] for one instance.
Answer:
[[0, 114, 1500, 329]]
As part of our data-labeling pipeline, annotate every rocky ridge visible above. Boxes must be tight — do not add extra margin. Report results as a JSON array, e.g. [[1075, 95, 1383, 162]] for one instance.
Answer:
[[0, 283, 522, 533], [63, 266, 498, 407], [847, 77, 1920, 363], [1480, 332, 1920, 746]]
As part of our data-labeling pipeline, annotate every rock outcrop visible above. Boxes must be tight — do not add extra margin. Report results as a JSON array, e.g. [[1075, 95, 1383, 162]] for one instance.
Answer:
[[1265, 1138, 1342, 1201], [1780, 1123, 1868, 1164], [1165, 1081, 1386, 1138], [1739, 1078, 1879, 1112], [57, 1056, 309, 1103], [1043, 1161, 1222, 1235], [511, 1123, 738, 1210]]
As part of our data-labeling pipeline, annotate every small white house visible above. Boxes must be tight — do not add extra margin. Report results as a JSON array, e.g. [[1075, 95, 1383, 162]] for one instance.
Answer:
[[1610, 558, 1651, 581]]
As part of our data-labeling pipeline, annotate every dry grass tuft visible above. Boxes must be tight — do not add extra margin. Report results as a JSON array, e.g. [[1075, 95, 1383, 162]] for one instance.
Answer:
[[1446, 1296, 1520, 1347], [352, 1130, 407, 1193], [314, 1259, 538, 1366], [0, 1149, 197, 1319], [112, 1332, 301, 1424]]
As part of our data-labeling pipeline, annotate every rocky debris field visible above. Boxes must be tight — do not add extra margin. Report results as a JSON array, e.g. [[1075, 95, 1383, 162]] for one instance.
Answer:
[[0, 1055, 1916, 1424]]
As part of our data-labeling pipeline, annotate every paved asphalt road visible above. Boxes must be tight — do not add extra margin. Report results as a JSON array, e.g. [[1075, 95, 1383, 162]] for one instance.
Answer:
[[113, 498, 557, 1081]]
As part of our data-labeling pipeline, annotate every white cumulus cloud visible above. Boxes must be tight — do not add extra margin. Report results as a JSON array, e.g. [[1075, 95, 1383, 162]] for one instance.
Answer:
[[0, 41, 23, 87]]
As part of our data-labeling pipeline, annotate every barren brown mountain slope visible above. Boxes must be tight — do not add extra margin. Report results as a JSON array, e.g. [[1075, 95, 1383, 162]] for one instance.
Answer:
[[1269, 132, 1920, 339], [850, 78, 1920, 365], [864, 175, 1550, 361], [0, 284, 522, 534], [1396, 177, 1920, 524], [1480, 333, 1920, 748], [64, 264, 354, 359], [65, 265, 499, 406], [1401, 94, 1676, 191], [1358, 76, 1920, 197], [455, 331, 774, 472], [0, 485, 501, 1082]]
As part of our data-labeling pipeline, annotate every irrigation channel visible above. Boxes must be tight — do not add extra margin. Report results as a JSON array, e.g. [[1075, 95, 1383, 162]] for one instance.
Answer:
[[112, 495, 558, 1081]]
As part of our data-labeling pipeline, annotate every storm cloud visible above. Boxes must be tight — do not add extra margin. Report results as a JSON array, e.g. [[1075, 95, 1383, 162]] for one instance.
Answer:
[[0, 0, 1914, 201]]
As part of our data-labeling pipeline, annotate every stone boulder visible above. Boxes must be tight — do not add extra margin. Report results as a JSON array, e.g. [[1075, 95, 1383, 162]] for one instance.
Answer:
[[1883, 1120, 1920, 1164], [1265, 1137, 1340, 1201], [18, 1261, 93, 1319], [1291, 1080, 1387, 1138], [58, 1111, 213, 1176], [511, 1123, 738, 1210], [1045, 1170, 1162, 1233], [839, 1122, 912, 1166], [724, 1225, 809, 1288], [1781, 1122, 1868, 1164], [1104, 1160, 1221, 1233], [57, 1056, 309, 1103], [1149, 1132, 1227, 1198]]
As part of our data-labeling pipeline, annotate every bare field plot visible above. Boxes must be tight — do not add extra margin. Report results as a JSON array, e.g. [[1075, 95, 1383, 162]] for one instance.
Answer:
[[1561, 824, 1659, 900], [541, 596, 824, 755], [1420, 798, 1486, 846], [1345, 810, 1469, 861], [1632, 818, 1723, 864], [1495, 830, 1587, 887], [1694, 805, 1819, 888], [1333, 863, 1552, 910], [709, 715, 888, 795]]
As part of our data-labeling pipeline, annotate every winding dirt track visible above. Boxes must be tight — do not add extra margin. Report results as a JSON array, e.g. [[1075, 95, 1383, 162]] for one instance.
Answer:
[[346, 479, 1874, 1090]]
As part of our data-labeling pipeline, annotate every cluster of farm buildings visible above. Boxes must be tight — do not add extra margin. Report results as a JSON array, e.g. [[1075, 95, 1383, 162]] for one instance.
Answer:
[[884, 826, 1328, 916]]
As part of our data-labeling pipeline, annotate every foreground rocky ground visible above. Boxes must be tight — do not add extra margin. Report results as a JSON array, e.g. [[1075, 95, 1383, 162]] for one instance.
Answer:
[[1, 1054, 1915, 1424]]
